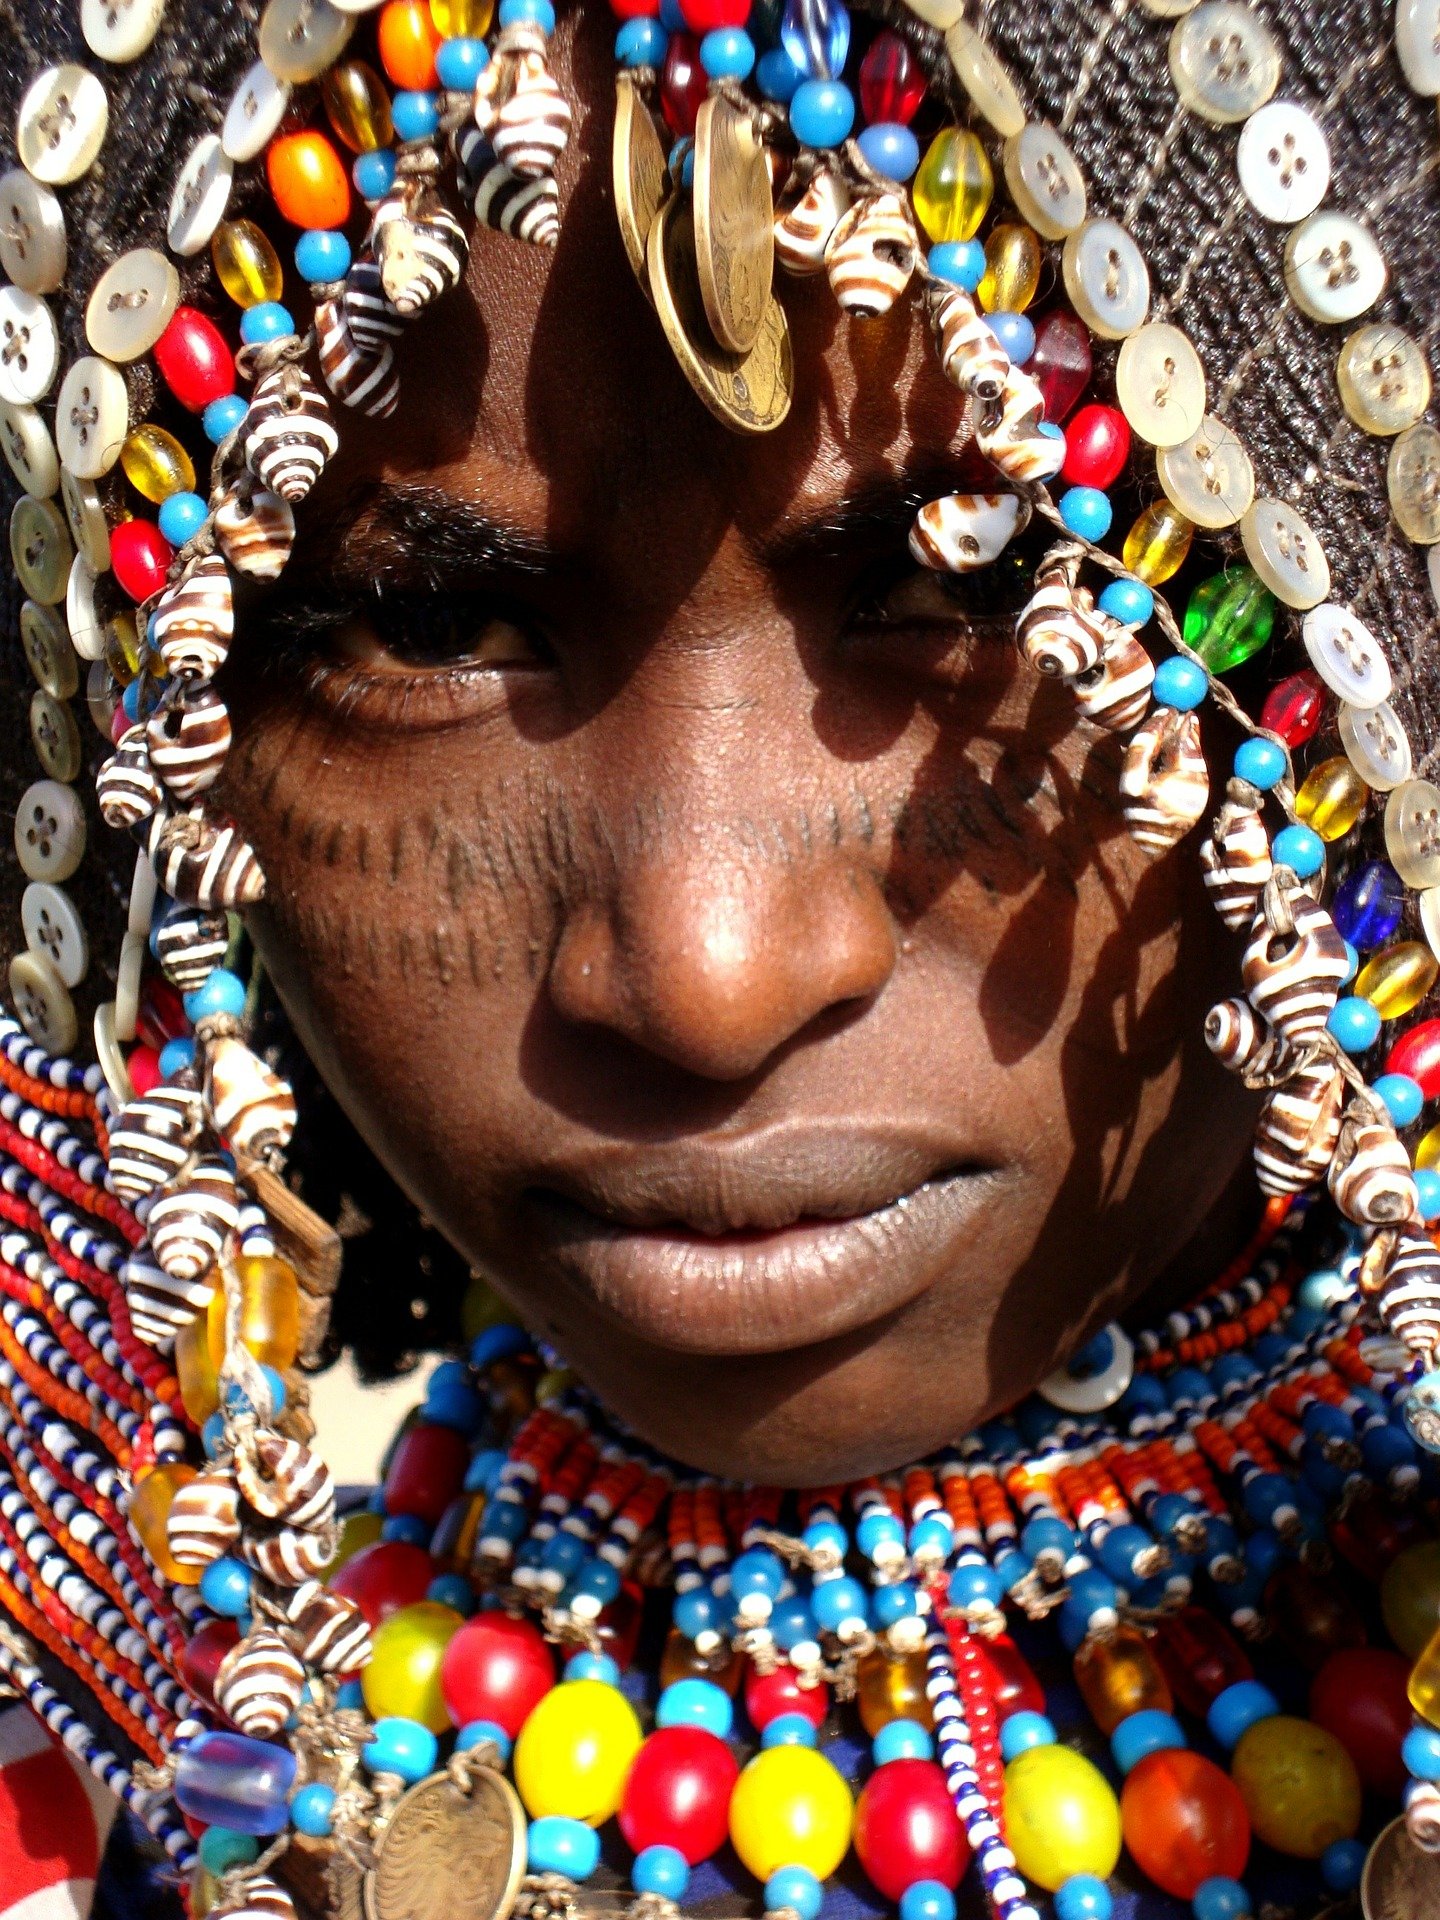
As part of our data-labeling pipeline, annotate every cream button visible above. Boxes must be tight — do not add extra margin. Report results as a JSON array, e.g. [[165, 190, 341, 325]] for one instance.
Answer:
[[115, 930, 147, 1044], [0, 169, 66, 294], [17, 66, 109, 186], [1385, 780, 1440, 889], [1396, 0, 1440, 94], [1002, 123, 1087, 241], [1283, 212, 1387, 324], [93, 1002, 133, 1107], [60, 471, 111, 572], [82, 0, 166, 61], [902, 0, 965, 24], [20, 601, 78, 700], [1156, 414, 1255, 527], [85, 248, 180, 362], [1169, 3, 1280, 123], [56, 356, 128, 479], [8, 951, 77, 1055], [0, 289, 59, 406], [221, 61, 293, 163], [10, 494, 73, 604], [22, 883, 88, 990], [1339, 698, 1412, 791], [15, 779, 85, 884], [1430, 544, 1440, 609], [168, 134, 234, 257], [1239, 498, 1330, 608], [1115, 323, 1207, 447], [86, 656, 120, 740], [1061, 218, 1150, 340], [30, 689, 83, 783], [1301, 603, 1392, 707], [1387, 423, 1440, 543], [65, 555, 107, 662], [943, 22, 1026, 137], [127, 846, 158, 938], [1422, 889, 1440, 967], [0, 402, 59, 497], [1236, 100, 1330, 223], [259, 0, 355, 81], [1141, 0, 1200, 12], [1336, 323, 1430, 435], [330, 0, 388, 9]]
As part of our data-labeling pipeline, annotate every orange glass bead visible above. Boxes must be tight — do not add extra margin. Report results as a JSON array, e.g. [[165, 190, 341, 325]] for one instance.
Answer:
[[1074, 1624, 1174, 1734], [266, 131, 351, 231], [175, 1308, 220, 1425], [856, 1646, 934, 1735], [658, 1627, 743, 1695], [378, 0, 442, 89], [128, 1463, 202, 1585], [1120, 1749, 1250, 1899]]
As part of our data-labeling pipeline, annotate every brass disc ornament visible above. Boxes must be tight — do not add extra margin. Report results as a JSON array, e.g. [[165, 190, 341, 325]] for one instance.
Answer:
[[1361, 1818, 1440, 1920], [364, 1767, 527, 1920], [693, 92, 774, 354], [613, 71, 667, 296]]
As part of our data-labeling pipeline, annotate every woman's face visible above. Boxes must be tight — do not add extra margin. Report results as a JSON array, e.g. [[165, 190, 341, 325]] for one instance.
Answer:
[[222, 12, 1257, 1482]]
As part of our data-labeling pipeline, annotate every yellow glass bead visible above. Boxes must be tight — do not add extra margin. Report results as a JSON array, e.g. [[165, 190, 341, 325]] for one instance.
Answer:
[[1409, 1620, 1440, 1728], [1073, 1624, 1173, 1735], [1122, 499, 1195, 585], [176, 1304, 221, 1425], [1418, 1121, 1440, 1170], [119, 425, 195, 504], [430, 0, 494, 34], [513, 1678, 644, 1824], [321, 61, 395, 155], [191, 1870, 220, 1919], [1381, 1540, 1440, 1658], [1356, 941, 1439, 1019], [329, 1507, 384, 1573], [912, 127, 993, 244], [103, 612, 142, 686], [659, 1626, 743, 1695], [361, 1600, 464, 1732], [856, 1644, 934, 1735], [127, 1462, 201, 1585], [1230, 1715, 1361, 1858], [728, 1746, 854, 1880], [460, 1276, 510, 1343], [977, 222, 1041, 316], [1294, 755, 1368, 842], [231, 1254, 302, 1369], [1004, 1745, 1122, 1892], [535, 1366, 575, 1406], [211, 219, 284, 310]]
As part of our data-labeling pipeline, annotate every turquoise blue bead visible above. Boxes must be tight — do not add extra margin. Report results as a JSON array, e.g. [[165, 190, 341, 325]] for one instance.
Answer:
[[1416, 1167, 1440, 1218], [1342, 940, 1360, 985], [801, 1520, 846, 1559], [158, 491, 207, 547], [870, 1582, 919, 1627], [1375, 1072, 1424, 1126], [989, 310, 1036, 365], [173, 1732, 296, 1836], [469, 1325, 528, 1368], [789, 77, 854, 148], [857, 121, 919, 180], [200, 1558, 252, 1617], [1110, 1708, 1185, 1774], [199, 1826, 259, 1875], [1207, 1679, 1278, 1748], [781, 0, 849, 76], [353, 148, 397, 202], [757, 46, 804, 101], [617, 17, 667, 63], [391, 90, 440, 141], [811, 1574, 867, 1629], [239, 302, 295, 346], [1000, 1710, 1056, 1761], [295, 228, 352, 284], [1054, 1876, 1113, 1920], [424, 1376, 485, 1432], [1058, 485, 1112, 540], [657, 1677, 733, 1738], [290, 1782, 336, 1837], [762, 1712, 819, 1748], [700, 27, 755, 77], [528, 1816, 600, 1879], [948, 1560, 1003, 1608], [363, 1717, 439, 1783], [565, 1651, 621, 1685], [1271, 823, 1325, 878], [1233, 737, 1286, 789], [1320, 1839, 1365, 1893], [873, 1718, 933, 1764], [203, 394, 247, 444], [908, 1514, 954, 1557], [201, 1411, 226, 1457], [928, 240, 985, 290], [1192, 1879, 1249, 1920], [1327, 996, 1382, 1052], [1152, 656, 1208, 711], [457, 1718, 512, 1760], [856, 1511, 904, 1558], [771, 1594, 817, 1648], [336, 1679, 366, 1711], [427, 1572, 475, 1613], [1402, 1724, 1440, 1778], [899, 1883, 956, 1920], [464, 1447, 506, 1492], [674, 1587, 717, 1639], [766, 1867, 824, 1920], [183, 966, 245, 1024], [500, 0, 554, 26], [1097, 579, 1153, 627], [634, 1845, 689, 1899], [732, 1546, 786, 1597], [222, 1365, 287, 1415], [159, 1036, 196, 1078], [436, 37, 488, 87]]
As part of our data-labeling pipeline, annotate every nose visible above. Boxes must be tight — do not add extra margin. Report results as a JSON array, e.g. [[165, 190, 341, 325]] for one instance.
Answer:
[[548, 852, 898, 1081]]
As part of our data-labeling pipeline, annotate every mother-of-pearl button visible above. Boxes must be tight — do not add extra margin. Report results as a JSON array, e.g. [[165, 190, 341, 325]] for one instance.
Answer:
[[943, 21, 1026, 137], [1169, 3, 1281, 123], [22, 883, 88, 990], [258, 0, 355, 82], [60, 472, 111, 572], [10, 495, 73, 605], [1235, 100, 1330, 223], [1061, 218, 1150, 339], [56, 356, 128, 480], [15, 780, 85, 884], [65, 555, 107, 663], [93, 1003, 133, 1107], [1142, 0, 1200, 13], [0, 170, 66, 294], [1115, 323, 1207, 446], [1336, 323, 1430, 435], [221, 61, 293, 163], [0, 402, 59, 497], [1155, 413, 1255, 526], [17, 66, 110, 186], [1396, 0, 1440, 94], [30, 689, 83, 783], [1283, 211, 1387, 323], [168, 135, 234, 257], [1339, 698, 1413, 790], [20, 601, 78, 700], [1239, 498, 1330, 608], [1430, 546, 1440, 610], [81, 0, 166, 61], [1002, 123, 1087, 240], [1301, 603, 1392, 708], [115, 930, 147, 1043], [8, 951, 77, 1055], [1385, 780, 1440, 890], [0, 289, 59, 406], [86, 658, 119, 740], [1387, 423, 1440, 543], [85, 248, 180, 362]]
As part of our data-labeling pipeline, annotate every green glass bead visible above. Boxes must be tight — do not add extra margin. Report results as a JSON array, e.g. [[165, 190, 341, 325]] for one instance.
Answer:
[[1186, 566, 1276, 674]]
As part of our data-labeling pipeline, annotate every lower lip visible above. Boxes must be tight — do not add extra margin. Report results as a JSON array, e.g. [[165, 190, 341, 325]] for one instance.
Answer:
[[523, 1170, 1007, 1356]]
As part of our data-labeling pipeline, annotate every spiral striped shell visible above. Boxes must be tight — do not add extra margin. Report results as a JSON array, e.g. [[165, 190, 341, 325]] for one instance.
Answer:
[[96, 727, 167, 832], [209, 1875, 296, 1920], [214, 1627, 306, 1741], [1120, 706, 1209, 854], [236, 1433, 334, 1528], [343, 256, 406, 355], [1378, 1229, 1440, 1354], [774, 168, 849, 275], [482, 38, 572, 180], [316, 293, 399, 419], [214, 487, 297, 582], [152, 554, 234, 682], [121, 1248, 213, 1349], [1240, 887, 1348, 1044], [166, 1467, 241, 1569], [372, 184, 469, 319], [281, 1579, 372, 1673], [147, 1155, 240, 1285], [928, 284, 1010, 402], [1017, 568, 1106, 678], [107, 1084, 202, 1203], [909, 492, 1029, 574], [205, 1035, 297, 1162], [1329, 1118, 1419, 1226], [1065, 620, 1154, 733], [1204, 996, 1270, 1074], [976, 366, 1066, 485], [824, 192, 918, 318], [147, 806, 265, 910], [146, 688, 232, 802], [240, 1523, 334, 1587], [242, 365, 338, 505], [1199, 804, 1274, 932], [154, 906, 229, 993], [1406, 1782, 1440, 1854], [471, 151, 559, 246], [1253, 1063, 1345, 1198]]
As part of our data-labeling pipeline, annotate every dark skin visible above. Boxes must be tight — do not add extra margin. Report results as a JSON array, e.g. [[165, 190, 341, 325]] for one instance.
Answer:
[[219, 10, 1258, 1484]]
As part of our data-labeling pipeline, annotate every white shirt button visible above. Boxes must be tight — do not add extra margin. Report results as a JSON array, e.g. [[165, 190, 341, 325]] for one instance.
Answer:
[[15, 779, 85, 884], [1339, 698, 1413, 791], [1239, 498, 1331, 608], [86, 656, 120, 740], [93, 1002, 133, 1107], [65, 555, 106, 662], [85, 248, 180, 362], [0, 169, 66, 294], [168, 135, 234, 258], [1301, 603, 1392, 707], [21, 601, 78, 700], [1336, 322, 1430, 435], [22, 882, 88, 990], [17, 66, 110, 186], [1061, 218, 1150, 340], [56, 356, 129, 479], [1396, 0, 1440, 94], [0, 402, 59, 498], [1156, 413, 1255, 527], [30, 689, 83, 783], [8, 951, 77, 1056], [1141, 0, 1200, 12], [1283, 211, 1387, 323], [1430, 544, 1440, 609], [115, 930, 147, 1044], [221, 61, 293, 163], [1387, 423, 1440, 544], [943, 22, 1026, 137], [10, 494, 73, 604], [1169, 3, 1281, 123], [1001, 123, 1087, 240], [258, 0, 355, 81], [60, 471, 111, 572], [1385, 780, 1440, 890], [0, 289, 59, 406], [1236, 100, 1330, 223], [1115, 322, 1207, 446], [81, 0, 167, 62]]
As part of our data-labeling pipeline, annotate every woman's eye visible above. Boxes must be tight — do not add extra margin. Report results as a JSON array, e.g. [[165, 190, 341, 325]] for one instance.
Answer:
[[330, 598, 549, 673]]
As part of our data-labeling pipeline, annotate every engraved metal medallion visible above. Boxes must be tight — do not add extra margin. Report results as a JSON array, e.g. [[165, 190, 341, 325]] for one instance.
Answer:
[[693, 92, 774, 354], [613, 71, 668, 297], [1361, 1817, 1440, 1919], [364, 1768, 527, 1920]]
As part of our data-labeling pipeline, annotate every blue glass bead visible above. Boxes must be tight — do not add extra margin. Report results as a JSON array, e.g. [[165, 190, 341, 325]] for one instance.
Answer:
[[470, 1324, 529, 1369], [1234, 736, 1287, 790], [732, 1546, 787, 1598], [657, 1677, 734, 1738], [199, 1826, 259, 1875], [203, 394, 248, 444], [464, 1448, 506, 1493], [436, 37, 488, 88], [928, 239, 985, 290], [1000, 1711, 1056, 1762], [1054, 1876, 1113, 1920], [499, 0, 555, 28], [1191, 1880, 1250, 1920], [182, 966, 245, 1024], [766, 1867, 824, 1920], [856, 1510, 904, 1558], [1207, 1679, 1279, 1749], [801, 1520, 846, 1559], [757, 45, 804, 100], [1361, 1421, 1416, 1479], [659, 0, 685, 28], [1342, 939, 1359, 985], [427, 1572, 475, 1614], [980, 309, 1033, 366], [701, 27, 755, 76], [201, 1411, 226, 1458], [781, 0, 849, 76], [1271, 823, 1325, 879], [1327, 995, 1382, 1052], [157, 490, 207, 547], [789, 77, 854, 147], [335, 1680, 365, 1712], [364, 1718, 438, 1784], [200, 1557, 252, 1617], [573, 1556, 620, 1603], [873, 1718, 934, 1765], [1097, 1524, 1156, 1583], [1152, 655, 1208, 711], [1375, 1072, 1424, 1126], [617, 16, 667, 64], [770, 1593, 816, 1649], [294, 228, 352, 287], [899, 1883, 956, 1920], [542, 1532, 586, 1578], [1211, 1352, 1258, 1393], [673, 1586, 718, 1639], [290, 1783, 336, 1838], [1058, 485, 1112, 541], [239, 302, 295, 346], [1110, 1708, 1185, 1775], [174, 1731, 297, 1836], [1242, 1474, 1297, 1528], [160, 1037, 197, 1080], [948, 1560, 1003, 1609], [907, 1514, 953, 1558], [1402, 1724, 1440, 1779], [425, 1378, 486, 1434], [811, 1574, 867, 1630], [1320, 1838, 1365, 1893], [528, 1815, 600, 1879], [390, 89, 439, 142], [353, 149, 397, 202], [1416, 1167, 1440, 1220], [993, 1546, 1029, 1593], [672, 140, 696, 190], [634, 1845, 690, 1899], [1020, 1515, 1076, 1564], [1332, 860, 1406, 948], [1166, 1366, 1211, 1407], [1097, 579, 1153, 628], [565, 1651, 621, 1686], [870, 1583, 919, 1628], [857, 121, 920, 181], [762, 1710, 819, 1748], [381, 1512, 431, 1547], [1301, 1401, 1350, 1442], [457, 1718, 512, 1761]]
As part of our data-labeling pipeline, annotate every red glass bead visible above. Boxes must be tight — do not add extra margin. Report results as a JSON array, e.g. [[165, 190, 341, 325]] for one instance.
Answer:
[[679, 0, 748, 26], [1264, 1563, 1367, 1672], [858, 31, 926, 127], [153, 307, 235, 413], [609, 0, 660, 14], [970, 1633, 1044, 1721], [136, 976, 188, 1051], [745, 1664, 829, 1733], [110, 519, 174, 602], [854, 1758, 968, 1899], [182, 1617, 240, 1707], [1061, 403, 1131, 490], [1029, 310, 1091, 424], [660, 33, 707, 137], [1387, 1018, 1440, 1099], [618, 1725, 740, 1863], [110, 707, 132, 745], [1153, 1607, 1253, 1716], [1120, 1749, 1250, 1900], [440, 1611, 554, 1736], [596, 1579, 644, 1670], [328, 1540, 434, 1628], [1329, 1488, 1427, 1575], [127, 1045, 163, 1097], [1309, 1647, 1412, 1797], [1260, 669, 1326, 747], [383, 1421, 470, 1526]]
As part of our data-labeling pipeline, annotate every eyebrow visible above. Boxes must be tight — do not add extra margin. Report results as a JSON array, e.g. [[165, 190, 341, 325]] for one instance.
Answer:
[[757, 468, 977, 565], [317, 482, 554, 589]]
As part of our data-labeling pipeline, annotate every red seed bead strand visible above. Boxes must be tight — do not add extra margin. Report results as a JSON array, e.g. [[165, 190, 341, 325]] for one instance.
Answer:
[[0, 1316, 132, 1465], [0, 1565, 166, 1765], [932, 1589, 1007, 1826], [0, 1118, 141, 1245], [0, 1259, 147, 1422]]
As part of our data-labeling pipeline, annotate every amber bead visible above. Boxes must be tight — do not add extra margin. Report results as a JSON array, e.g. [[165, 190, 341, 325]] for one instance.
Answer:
[[1294, 756, 1368, 842], [1231, 1716, 1361, 1858], [1356, 941, 1438, 1019], [1153, 1607, 1253, 1716], [977, 222, 1041, 315], [204, 1253, 301, 1370], [211, 219, 284, 309], [176, 1306, 221, 1425], [1122, 499, 1194, 585], [856, 1645, 934, 1735], [1263, 1564, 1367, 1673], [119, 424, 195, 504], [658, 1626, 743, 1695], [321, 61, 394, 155], [912, 127, 993, 243], [431, 0, 494, 31], [128, 1462, 202, 1585], [104, 611, 143, 686], [1380, 1540, 1440, 1658], [1409, 1619, 1440, 1728], [378, 0, 442, 89], [1074, 1624, 1173, 1734], [974, 1634, 1045, 1719]]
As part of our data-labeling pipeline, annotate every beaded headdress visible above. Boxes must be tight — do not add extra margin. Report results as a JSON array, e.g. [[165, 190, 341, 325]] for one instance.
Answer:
[[3, 1, 1440, 1917]]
